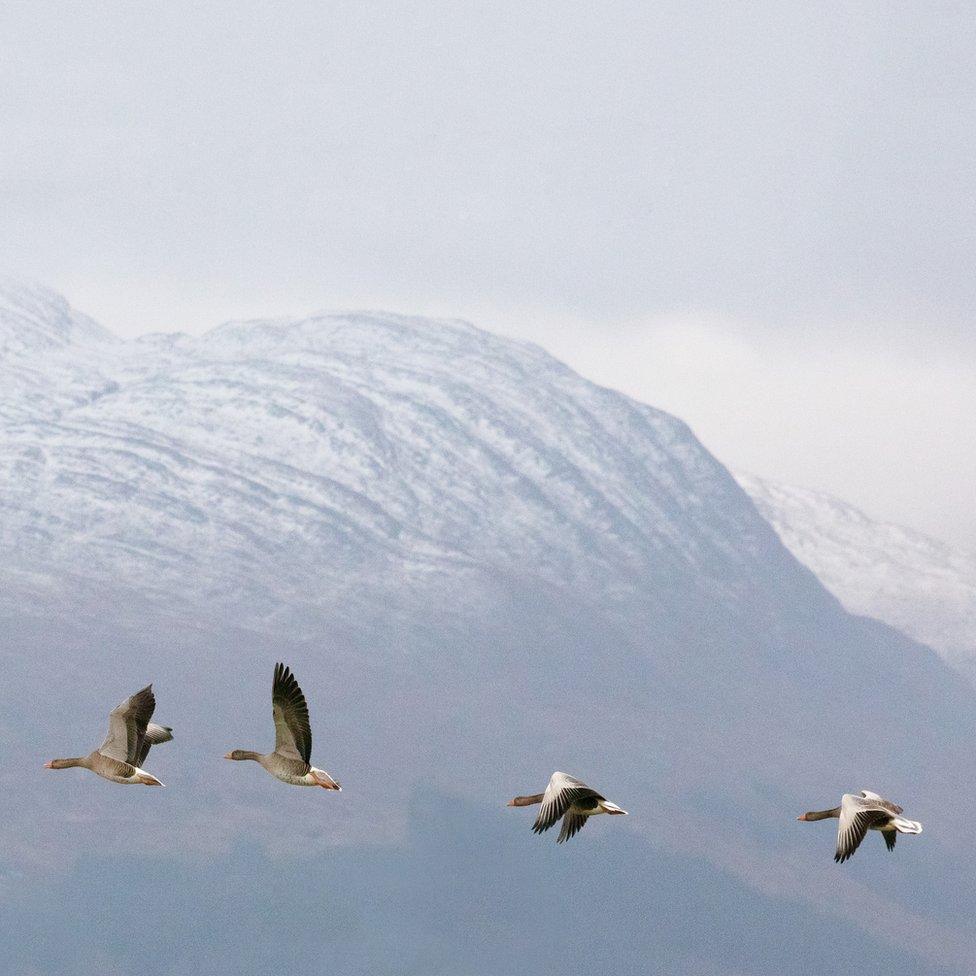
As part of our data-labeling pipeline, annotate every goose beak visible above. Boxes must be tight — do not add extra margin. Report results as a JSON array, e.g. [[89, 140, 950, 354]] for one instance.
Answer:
[[506, 799, 517, 806], [223, 753, 234, 760], [796, 814, 807, 821], [43, 761, 54, 769]]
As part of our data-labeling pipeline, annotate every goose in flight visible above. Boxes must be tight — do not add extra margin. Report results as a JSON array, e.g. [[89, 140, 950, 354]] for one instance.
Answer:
[[508, 771, 627, 843], [44, 684, 172, 786], [797, 790, 922, 862], [224, 663, 341, 790]]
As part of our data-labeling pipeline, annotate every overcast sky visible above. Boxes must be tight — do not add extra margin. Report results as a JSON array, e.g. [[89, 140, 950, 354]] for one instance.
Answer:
[[1, 2, 973, 546]]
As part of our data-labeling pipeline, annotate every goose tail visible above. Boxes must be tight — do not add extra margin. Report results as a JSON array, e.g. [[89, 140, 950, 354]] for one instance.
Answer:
[[145, 723, 174, 745], [892, 817, 922, 835]]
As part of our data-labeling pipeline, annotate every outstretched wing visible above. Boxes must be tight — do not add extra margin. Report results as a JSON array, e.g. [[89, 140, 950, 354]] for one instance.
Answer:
[[557, 812, 589, 844], [532, 772, 602, 834], [136, 723, 173, 767], [861, 790, 902, 816], [272, 663, 312, 765], [99, 685, 156, 765], [835, 793, 890, 863]]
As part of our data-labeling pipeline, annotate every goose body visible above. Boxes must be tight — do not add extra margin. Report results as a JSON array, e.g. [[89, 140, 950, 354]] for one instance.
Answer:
[[797, 790, 922, 862], [508, 771, 627, 843], [44, 685, 172, 787], [225, 663, 341, 791]]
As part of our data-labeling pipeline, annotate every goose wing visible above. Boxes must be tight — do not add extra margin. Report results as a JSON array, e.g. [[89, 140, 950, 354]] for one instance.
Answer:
[[136, 723, 173, 767], [835, 793, 891, 863], [98, 685, 156, 765], [557, 812, 589, 843], [860, 789, 902, 815], [532, 772, 602, 834], [271, 663, 312, 765]]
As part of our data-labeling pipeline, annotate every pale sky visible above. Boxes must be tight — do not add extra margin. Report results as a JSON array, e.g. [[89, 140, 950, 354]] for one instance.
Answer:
[[1, 2, 973, 547]]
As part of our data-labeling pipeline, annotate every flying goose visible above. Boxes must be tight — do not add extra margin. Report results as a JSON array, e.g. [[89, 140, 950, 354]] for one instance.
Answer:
[[797, 790, 923, 862], [224, 662, 341, 790], [508, 771, 627, 842], [44, 684, 172, 786]]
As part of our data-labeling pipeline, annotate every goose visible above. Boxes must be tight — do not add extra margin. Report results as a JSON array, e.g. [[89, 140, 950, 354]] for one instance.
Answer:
[[508, 771, 627, 842], [797, 790, 923, 862], [224, 662, 341, 790], [44, 684, 172, 786]]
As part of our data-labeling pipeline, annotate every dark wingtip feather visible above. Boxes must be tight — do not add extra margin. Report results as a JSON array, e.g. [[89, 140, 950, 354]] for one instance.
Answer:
[[271, 662, 312, 764]]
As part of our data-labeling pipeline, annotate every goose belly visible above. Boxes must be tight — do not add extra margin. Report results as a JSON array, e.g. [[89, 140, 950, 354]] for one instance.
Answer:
[[272, 769, 318, 786], [96, 767, 140, 784], [569, 801, 600, 817], [265, 764, 321, 786], [258, 755, 314, 785]]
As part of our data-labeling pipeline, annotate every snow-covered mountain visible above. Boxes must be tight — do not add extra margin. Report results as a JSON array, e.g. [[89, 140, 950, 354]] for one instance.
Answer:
[[739, 473, 976, 669], [0, 281, 815, 632], [4, 281, 976, 976]]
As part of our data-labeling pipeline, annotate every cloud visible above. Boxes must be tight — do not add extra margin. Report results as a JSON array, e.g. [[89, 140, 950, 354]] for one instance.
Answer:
[[500, 311, 976, 550]]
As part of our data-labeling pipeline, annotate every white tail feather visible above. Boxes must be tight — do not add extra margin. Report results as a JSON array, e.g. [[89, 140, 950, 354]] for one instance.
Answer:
[[892, 817, 922, 834]]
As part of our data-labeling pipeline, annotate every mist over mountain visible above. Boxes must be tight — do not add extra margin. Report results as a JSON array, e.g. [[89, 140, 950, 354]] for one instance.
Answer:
[[3, 281, 975, 976], [739, 473, 976, 671]]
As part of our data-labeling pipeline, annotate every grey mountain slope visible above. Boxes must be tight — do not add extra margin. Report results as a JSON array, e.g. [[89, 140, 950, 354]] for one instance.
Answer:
[[2, 283, 976, 975]]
